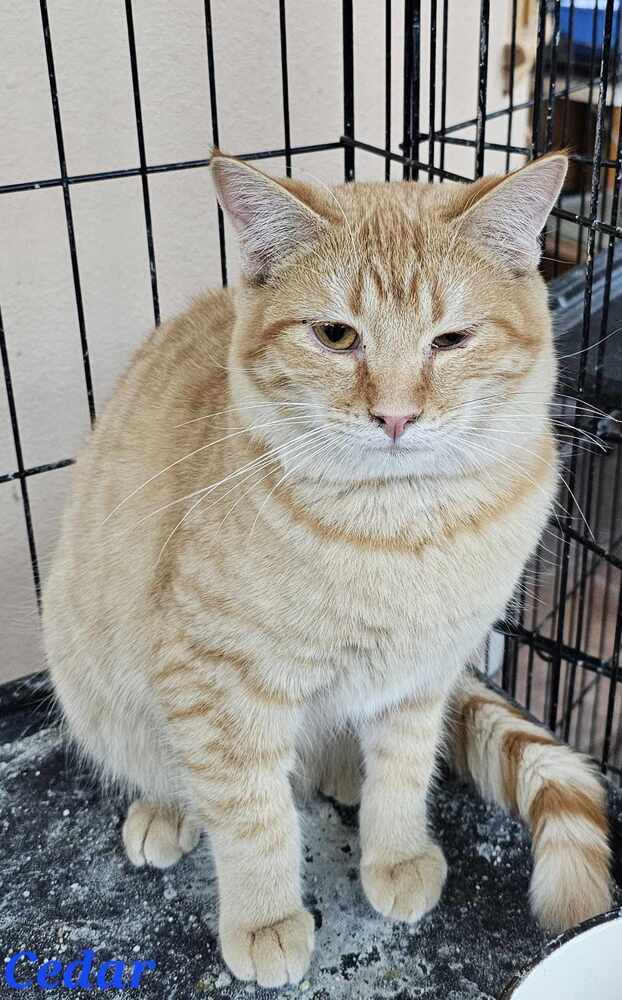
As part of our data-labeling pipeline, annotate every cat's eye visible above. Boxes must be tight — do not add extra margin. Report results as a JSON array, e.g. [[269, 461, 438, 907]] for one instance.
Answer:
[[432, 331, 472, 351], [311, 322, 359, 352]]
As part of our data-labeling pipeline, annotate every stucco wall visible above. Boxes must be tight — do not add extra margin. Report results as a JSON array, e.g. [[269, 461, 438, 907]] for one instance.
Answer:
[[0, 1, 528, 681]]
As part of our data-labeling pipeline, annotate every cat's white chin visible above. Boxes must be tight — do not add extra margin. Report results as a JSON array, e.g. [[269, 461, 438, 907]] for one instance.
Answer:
[[370, 443, 417, 456], [348, 446, 458, 482]]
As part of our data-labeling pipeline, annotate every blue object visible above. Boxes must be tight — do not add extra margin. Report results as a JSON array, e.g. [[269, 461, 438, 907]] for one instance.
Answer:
[[560, 0, 622, 65]]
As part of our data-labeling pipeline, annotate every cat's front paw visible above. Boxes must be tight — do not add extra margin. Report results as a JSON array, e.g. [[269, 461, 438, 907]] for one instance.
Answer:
[[220, 909, 315, 988], [361, 842, 447, 922]]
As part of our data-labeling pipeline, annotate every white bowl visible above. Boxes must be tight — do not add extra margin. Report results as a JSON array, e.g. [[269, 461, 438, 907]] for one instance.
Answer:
[[500, 908, 621, 1000]]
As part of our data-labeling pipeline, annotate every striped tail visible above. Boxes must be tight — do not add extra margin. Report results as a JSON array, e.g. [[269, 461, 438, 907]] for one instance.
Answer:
[[448, 674, 612, 932]]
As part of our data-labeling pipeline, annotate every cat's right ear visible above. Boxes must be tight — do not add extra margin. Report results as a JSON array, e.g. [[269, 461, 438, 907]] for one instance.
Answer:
[[210, 152, 328, 282], [457, 152, 568, 273]]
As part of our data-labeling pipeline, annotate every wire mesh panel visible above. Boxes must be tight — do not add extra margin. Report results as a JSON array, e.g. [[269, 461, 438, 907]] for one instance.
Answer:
[[491, 0, 622, 784], [1, 1, 621, 778]]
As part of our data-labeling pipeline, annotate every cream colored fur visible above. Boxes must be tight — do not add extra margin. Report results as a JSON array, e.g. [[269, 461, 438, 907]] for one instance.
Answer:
[[43, 152, 611, 988]]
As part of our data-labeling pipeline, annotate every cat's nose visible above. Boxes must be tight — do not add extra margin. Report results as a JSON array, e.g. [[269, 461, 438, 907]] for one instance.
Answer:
[[370, 408, 422, 441]]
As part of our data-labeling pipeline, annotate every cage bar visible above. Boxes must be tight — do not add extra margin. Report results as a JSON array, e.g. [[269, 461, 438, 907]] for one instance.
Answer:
[[342, 0, 355, 181], [0, 308, 41, 608], [385, 0, 392, 181], [204, 0, 228, 286], [39, 0, 96, 425], [474, 0, 490, 178], [428, 0, 438, 182], [124, 0, 160, 326]]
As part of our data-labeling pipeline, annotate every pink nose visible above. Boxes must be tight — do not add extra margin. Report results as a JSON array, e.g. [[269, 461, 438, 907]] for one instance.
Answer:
[[371, 409, 422, 441]]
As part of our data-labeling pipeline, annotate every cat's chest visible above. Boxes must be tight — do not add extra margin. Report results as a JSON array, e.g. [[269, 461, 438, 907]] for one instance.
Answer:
[[258, 471, 543, 629], [293, 491, 541, 673], [305, 537, 515, 711], [307, 520, 518, 631], [206, 468, 549, 698]]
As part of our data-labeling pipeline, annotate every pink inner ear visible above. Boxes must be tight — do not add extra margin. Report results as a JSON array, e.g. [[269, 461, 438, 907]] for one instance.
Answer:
[[210, 156, 324, 278], [212, 163, 257, 232]]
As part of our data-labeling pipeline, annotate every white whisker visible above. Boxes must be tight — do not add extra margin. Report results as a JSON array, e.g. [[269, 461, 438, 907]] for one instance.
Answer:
[[153, 428, 328, 564], [103, 414, 320, 523], [175, 400, 327, 429], [132, 427, 325, 531], [556, 323, 622, 361], [456, 433, 567, 539], [245, 437, 332, 540]]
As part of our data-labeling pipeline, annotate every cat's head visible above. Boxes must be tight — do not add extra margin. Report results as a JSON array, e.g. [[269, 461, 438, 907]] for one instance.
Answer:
[[211, 151, 566, 481]]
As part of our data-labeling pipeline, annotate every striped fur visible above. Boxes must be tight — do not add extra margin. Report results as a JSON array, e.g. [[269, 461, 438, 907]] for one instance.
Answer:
[[43, 152, 611, 988], [449, 675, 611, 931]]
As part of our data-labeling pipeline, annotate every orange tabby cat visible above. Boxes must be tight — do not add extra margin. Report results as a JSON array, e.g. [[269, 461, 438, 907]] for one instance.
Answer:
[[43, 151, 611, 988]]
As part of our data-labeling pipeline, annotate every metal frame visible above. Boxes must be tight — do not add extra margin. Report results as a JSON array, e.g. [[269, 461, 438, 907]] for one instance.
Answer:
[[1, 0, 621, 778]]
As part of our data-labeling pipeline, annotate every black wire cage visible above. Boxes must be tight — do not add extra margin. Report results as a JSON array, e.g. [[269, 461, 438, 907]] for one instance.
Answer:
[[1, 1, 621, 780]]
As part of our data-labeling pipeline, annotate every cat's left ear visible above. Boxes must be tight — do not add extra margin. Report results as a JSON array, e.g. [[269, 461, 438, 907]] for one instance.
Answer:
[[458, 152, 568, 273], [210, 152, 329, 282]]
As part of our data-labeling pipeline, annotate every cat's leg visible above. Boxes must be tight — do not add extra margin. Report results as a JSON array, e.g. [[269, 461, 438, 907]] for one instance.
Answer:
[[318, 730, 363, 806], [122, 801, 201, 869], [156, 655, 314, 988], [293, 699, 362, 806], [359, 692, 448, 922]]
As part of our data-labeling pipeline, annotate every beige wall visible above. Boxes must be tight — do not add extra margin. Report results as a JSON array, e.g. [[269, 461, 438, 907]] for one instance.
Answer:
[[0, 0, 528, 682]]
